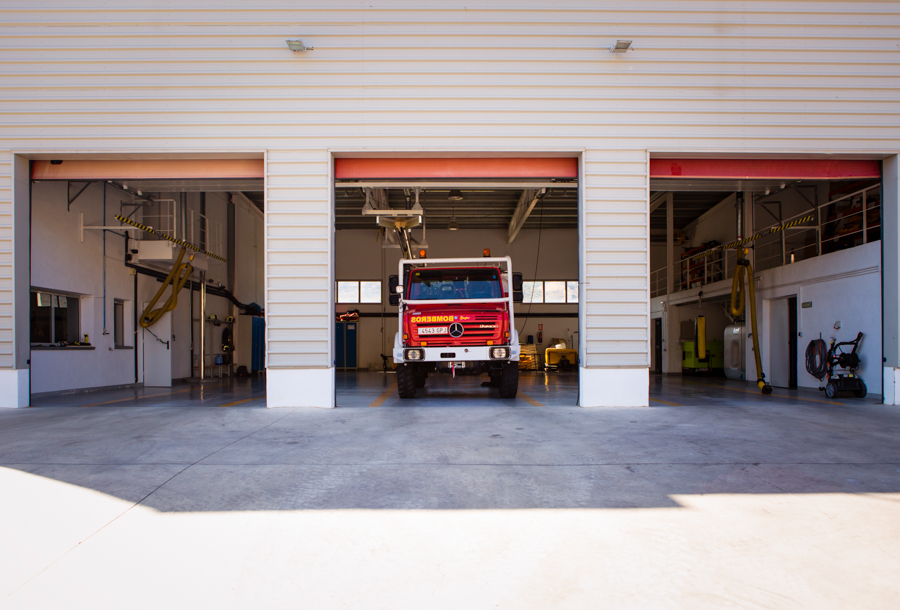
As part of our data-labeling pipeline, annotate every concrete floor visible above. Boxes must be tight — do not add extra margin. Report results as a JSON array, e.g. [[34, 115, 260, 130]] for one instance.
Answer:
[[2, 373, 899, 608]]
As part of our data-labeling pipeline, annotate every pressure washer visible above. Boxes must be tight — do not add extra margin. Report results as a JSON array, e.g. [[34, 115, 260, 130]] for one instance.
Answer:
[[805, 332, 866, 399]]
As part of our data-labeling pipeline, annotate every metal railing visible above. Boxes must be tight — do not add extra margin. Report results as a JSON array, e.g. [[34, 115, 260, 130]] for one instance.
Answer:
[[674, 248, 739, 293], [754, 183, 881, 272], [187, 208, 225, 260], [652, 183, 881, 297], [650, 267, 667, 298], [131, 200, 226, 260]]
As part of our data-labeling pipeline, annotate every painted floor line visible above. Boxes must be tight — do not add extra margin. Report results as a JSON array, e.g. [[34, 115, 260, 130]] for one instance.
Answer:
[[218, 396, 266, 408], [684, 381, 847, 406], [78, 387, 196, 408], [518, 392, 544, 407], [368, 384, 398, 407], [650, 397, 682, 406]]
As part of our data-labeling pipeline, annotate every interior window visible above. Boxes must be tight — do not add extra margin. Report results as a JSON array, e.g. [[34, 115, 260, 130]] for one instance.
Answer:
[[359, 281, 382, 304], [522, 281, 543, 304], [544, 281, 566, 304], [114, 300, 125, 347], [31, 292, 52, 343], [337, 281, 360, 303], [31, 290, 80, 345]]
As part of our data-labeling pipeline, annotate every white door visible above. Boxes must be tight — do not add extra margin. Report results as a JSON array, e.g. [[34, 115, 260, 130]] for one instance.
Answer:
[[143, 311, 173, 387], [769, 299, 790, 388]]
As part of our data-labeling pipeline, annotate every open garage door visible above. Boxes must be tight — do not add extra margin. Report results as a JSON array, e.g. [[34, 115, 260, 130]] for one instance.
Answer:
[[27, 157, 266, 407], [332, 156, 580, 408], [32, 159, 264, 181], [648, 157, 882, 406]]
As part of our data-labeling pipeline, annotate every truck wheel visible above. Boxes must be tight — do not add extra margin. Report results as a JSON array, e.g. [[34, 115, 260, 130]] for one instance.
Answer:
[[854, 380, 867, 399], [397, 364, 417, 399], [499, 362, 519, 399]]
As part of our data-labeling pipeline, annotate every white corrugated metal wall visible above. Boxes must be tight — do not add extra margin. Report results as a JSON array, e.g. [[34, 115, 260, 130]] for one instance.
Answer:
[[0, 153, 12, 368], [0, 2, 898, 406]]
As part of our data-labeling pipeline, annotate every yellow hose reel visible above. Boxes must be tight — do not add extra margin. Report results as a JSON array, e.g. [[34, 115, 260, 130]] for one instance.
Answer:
[[729, 250, 773, 394], [140, 247, 194, 328]]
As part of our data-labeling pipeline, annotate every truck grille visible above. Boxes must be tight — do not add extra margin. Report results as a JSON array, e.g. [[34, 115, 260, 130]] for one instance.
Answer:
[[412, 314, 503, 345]]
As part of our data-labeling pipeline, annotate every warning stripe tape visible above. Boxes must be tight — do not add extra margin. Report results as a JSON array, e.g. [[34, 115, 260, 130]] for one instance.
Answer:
[[115, 214, 228, 262], [689, 214, 815, 261]]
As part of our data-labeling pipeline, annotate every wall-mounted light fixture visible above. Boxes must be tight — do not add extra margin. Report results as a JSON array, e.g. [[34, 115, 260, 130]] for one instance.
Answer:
[[609, 40, 633, 53], [286, 39, 313, 52]]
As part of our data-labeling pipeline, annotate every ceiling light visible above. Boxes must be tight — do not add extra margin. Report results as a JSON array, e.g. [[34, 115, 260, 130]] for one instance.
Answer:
[[448, 208, 459, 231], [448, 189, 464, 201], [610, 40, 633, 53], [286, 39, 313, 52]]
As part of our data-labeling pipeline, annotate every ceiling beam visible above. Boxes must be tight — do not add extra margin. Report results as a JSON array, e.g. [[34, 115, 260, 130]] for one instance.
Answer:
[[648, 191, 669, 214], [507, 188, 542, 244]]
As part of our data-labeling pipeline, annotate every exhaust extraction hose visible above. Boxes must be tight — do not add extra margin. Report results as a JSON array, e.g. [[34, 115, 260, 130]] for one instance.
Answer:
[[140, 247, 194, 328], [696, 315, 707, 360], [729, 252, 773, 394]]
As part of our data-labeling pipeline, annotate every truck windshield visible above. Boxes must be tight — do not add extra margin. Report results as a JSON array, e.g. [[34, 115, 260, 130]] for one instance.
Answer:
[[407, 268, 503, 300]]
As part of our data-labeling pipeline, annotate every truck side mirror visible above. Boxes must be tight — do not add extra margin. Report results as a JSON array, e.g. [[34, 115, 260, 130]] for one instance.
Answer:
[[512, 272, 523, 302], [388, 275, 400, 306]]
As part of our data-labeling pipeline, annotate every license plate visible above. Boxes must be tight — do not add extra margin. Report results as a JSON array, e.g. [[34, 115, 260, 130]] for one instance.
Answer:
[[419, 327, 447, 335]]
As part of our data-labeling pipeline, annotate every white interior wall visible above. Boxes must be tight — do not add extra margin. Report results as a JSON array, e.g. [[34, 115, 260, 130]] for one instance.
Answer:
[[335, 227, 579, 370], [686, 194, 738, 247], [30, 181, 139, 394], [30, 183, 262, 394], [750, 241, 881, 393], [649, 244, 671, 275], [677, 302, 732, 347], [233, 194, 265, 372]]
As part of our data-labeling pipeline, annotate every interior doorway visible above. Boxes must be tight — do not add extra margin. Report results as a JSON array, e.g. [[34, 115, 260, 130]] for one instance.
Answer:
[[769, 296, 798, 389], [653, 318, 663, 374]]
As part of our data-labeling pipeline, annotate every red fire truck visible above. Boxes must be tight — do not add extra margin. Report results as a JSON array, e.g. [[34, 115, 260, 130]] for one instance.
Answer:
[[390, 253, 523, 398]]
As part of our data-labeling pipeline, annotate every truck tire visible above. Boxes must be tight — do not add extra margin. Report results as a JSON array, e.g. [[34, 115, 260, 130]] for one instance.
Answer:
[[499, 362, 519, 399], [397, 364, 417, 399]]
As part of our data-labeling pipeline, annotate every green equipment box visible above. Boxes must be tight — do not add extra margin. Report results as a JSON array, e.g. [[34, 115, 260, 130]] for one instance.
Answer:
[[683, 340, 724, 375]]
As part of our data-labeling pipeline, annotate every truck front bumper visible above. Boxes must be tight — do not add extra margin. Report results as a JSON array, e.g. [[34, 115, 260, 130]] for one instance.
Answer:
[[394, 344, 520, 364]]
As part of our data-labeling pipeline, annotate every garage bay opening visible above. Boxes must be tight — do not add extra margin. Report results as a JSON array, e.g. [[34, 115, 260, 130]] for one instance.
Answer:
[[648, 159, 883, 405], [333, 158, 579, 407], [28, 160, 266, 407]]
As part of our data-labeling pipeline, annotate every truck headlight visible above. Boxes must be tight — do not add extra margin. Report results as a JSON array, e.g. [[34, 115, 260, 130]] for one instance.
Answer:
[[404, 348, 424, 361], [490, 347, 510, 359]]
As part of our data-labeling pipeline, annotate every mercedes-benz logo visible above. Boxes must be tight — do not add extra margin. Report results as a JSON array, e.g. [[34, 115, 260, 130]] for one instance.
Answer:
[[449, 323, 464, 338]]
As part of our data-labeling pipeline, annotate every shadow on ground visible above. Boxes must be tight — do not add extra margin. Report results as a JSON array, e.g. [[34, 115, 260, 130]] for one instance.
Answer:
[[3, 382, 900, 511]]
